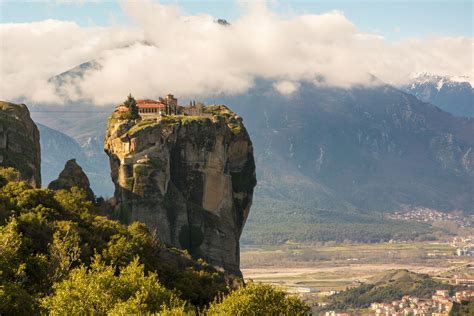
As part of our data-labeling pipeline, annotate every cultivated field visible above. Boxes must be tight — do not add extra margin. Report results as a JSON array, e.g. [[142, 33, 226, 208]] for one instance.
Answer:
[[240, 242, 473, 293]]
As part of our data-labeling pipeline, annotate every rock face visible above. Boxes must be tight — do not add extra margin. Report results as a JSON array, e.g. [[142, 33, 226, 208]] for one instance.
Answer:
[[104, 105, 256, 275], [48, 159, 95, 200], [0, 101, 41, 187]]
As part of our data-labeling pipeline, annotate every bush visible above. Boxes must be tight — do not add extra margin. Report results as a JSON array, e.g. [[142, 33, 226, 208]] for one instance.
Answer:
[[42, 257, 186, 315], [206, 282, 310, 315], [0, 167, 21, 185]]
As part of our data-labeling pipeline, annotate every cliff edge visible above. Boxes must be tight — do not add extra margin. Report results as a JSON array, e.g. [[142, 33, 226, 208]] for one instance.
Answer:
[[0, 101, 41, 187], [104, 104, 256, 275]]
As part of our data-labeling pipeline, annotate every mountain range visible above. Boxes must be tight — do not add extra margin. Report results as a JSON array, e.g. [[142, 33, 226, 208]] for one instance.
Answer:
[[211, 80, 473, 212], [403, 73, 473, 117], [28, 63, 474, 244]]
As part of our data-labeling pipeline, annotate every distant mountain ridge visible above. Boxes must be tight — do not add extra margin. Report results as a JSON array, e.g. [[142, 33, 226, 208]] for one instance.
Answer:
[[403, 73, 473, 117]]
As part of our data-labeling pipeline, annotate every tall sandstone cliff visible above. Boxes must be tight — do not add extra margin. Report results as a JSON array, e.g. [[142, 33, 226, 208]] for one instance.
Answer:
[[104, 105, 256, 275], [0, 101, 41, 187]]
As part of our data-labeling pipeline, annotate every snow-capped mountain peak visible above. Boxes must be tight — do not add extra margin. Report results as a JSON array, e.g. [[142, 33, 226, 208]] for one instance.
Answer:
[[403, 72, 473, 118], [409, 72, 472, 90]]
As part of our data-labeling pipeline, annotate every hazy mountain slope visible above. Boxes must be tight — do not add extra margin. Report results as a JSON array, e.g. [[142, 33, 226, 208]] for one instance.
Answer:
[[38, 123, 85, 185], [404, 73, 473, 117], [31, 103, 111, 144], [37, 123, 113, 196], [209, 81, 474, 213]]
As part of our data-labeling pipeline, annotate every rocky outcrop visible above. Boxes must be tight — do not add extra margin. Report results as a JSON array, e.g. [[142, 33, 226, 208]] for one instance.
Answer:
[[104, 105, 256, 275], [48, 159, 95, 200], [0, 101, 41, 187]]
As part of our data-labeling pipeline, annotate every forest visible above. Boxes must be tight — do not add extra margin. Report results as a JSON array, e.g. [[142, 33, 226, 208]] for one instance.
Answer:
[[0, 167, 309, 315], [242, 197, 439, 245]]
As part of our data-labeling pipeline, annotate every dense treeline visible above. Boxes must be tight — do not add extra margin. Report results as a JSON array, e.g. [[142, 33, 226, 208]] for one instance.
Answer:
[[242, 197, 438, 245], [0, 167, 309, 315]]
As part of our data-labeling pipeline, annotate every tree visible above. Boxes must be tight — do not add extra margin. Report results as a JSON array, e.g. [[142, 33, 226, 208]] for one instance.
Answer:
[[0, 167, 21, 186], [206, 282, 310, 315], [48, 222, 81, 283], [42, 257, 186, 315], [124, 94, 139, 119], [0, 217, 38, 315]]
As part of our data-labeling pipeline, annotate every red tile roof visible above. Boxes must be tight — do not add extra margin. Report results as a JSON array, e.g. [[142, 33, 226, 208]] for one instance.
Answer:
[[138, 103, 166, 109], [137, 99, 166, 109]]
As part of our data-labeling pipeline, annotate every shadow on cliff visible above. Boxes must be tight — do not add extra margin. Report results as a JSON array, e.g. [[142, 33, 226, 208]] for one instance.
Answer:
[[112, 182, 220, 262]]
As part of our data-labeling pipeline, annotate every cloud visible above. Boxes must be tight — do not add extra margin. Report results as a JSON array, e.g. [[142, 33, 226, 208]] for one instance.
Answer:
[[0, 0, 472, 105], [273, 81, 299, 95], [0, 19, 139, 104]]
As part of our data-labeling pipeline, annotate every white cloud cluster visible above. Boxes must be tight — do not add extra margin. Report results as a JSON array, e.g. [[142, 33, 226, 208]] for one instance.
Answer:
[[273, 80, 300, 95], [0, 19, 139, 103], [0, 0, 472, 105]]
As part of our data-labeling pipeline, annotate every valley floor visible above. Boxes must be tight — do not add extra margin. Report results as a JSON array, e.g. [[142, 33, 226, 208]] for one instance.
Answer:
[[240, 242, 473, 293]]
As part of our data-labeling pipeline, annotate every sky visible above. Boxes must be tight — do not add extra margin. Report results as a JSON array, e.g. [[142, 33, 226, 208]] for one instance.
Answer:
[[1, 0, 472, 41], [0, 0, 472, 105]]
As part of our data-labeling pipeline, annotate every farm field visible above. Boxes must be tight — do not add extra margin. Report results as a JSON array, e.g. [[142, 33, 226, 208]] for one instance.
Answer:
[[240, 242, 473, 293]]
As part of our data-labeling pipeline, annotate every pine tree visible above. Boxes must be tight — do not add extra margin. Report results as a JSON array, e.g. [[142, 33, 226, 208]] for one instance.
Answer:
[[124, 94, 139, 119]]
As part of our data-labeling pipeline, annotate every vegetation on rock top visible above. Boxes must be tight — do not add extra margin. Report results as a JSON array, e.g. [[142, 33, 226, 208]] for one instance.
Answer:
[[107, 96, 245, 139], [202, 105, 244, 135], [0, 100, 28, 113]]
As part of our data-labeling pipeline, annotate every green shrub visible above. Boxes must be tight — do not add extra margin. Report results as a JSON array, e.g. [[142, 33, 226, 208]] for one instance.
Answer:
[[0, 167, 21, 185], [206, 282, 310, 315], [42, 257, 186, 315]]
